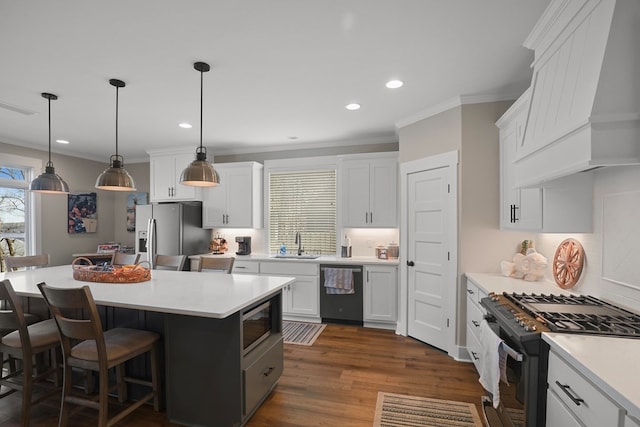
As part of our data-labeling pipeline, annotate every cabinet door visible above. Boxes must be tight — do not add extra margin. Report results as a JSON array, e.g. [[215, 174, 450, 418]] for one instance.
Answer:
[[363, 265, 397, 323], [369, 158, 397, 227], [150, 155, 176, 202], [285, 276, 319, 317], [202, 170, 229, 228], [172, 153, 201, 201], [546, 389, 583, 427], [225, 168, 253, 227], [342, 162, 370, 227]]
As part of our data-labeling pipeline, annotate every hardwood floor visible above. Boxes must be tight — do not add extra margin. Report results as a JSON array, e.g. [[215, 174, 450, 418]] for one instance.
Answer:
[[0, 324, 488, 426]]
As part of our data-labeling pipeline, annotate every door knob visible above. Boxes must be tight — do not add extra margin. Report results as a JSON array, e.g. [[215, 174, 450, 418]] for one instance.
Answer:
[[406, 261, 415, 267]]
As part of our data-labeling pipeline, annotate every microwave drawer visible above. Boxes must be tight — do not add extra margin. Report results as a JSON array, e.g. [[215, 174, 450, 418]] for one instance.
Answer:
[[243, 337, 284, 416]]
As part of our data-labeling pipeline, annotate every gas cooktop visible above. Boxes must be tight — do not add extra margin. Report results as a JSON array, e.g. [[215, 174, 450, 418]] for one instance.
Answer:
[[503, 293, 640, 337]]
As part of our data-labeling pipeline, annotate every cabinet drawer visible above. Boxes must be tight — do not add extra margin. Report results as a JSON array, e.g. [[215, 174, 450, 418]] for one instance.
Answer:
[[546, 387, 583, 427], [466, 295, 484, 338], [260, 261, 318, 276], [548, 351, 622, 427], [233, 260, 260, 274], [466, 325, 482, 373], [243, 338, 283, 415], [466, 281, 487, 306]]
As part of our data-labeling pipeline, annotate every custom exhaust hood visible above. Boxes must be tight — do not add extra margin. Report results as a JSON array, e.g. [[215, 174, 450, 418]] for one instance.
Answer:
[[513, 0, 640, 188]]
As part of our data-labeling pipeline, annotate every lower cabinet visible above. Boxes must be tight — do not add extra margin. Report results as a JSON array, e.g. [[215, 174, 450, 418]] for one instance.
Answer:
[[259, 261, 320, 321], [465, 278, 487, 373], [546, 349, 623, 427], [363, 265, 398, 329], [242, 337, 283, 418]]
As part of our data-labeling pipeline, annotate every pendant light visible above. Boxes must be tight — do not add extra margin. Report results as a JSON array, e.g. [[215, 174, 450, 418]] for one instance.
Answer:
[[95, 79, 136, 191], [29, 93, 69, 194], [180, 61, 219, 187]]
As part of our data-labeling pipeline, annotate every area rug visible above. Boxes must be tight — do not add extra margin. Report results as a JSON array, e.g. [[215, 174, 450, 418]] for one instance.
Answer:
[[282, 321, 326, 346], [373, 392, 483, 427]]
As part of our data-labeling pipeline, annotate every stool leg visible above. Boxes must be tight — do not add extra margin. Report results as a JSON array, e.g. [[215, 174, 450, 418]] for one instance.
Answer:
[[98, 368, 109, 427], [20, 357, 33, 427], [150, 343, 161, 411], [115, 364, 127, 403], [58, 363, 72, 427]]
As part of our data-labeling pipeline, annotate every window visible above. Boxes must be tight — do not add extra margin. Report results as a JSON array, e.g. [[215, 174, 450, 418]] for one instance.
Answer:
[[268, 169, 336, 255], [0, 154, 40, 270]]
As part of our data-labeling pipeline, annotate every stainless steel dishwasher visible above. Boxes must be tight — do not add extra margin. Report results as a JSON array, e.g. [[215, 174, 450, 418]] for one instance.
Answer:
[[319, 264, 363, 325]]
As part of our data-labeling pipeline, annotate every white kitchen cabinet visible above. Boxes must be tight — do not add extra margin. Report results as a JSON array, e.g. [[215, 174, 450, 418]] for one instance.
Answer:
[[363, 265, 397, 329], [465, 278, 487, 373], [148, 148, 203, 202], [626, 415, 640, 427], [546, 349, 623, 427], [339, 153, 398, 227], [202, 162, 263, 228], [497, 91, 593, 232], [232, 260, 260, 274], [259, 261, 320, 321]]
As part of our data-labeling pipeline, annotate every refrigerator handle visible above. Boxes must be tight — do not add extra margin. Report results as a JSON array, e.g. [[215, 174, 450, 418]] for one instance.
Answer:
[[147, 218, 156, 269]]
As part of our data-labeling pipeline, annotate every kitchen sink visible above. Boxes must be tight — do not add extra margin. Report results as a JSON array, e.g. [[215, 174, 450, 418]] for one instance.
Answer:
[[274, 254, 320, 259]]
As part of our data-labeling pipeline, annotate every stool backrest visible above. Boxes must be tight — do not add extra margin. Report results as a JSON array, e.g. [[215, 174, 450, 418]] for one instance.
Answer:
[[154, 254, 186, 271], [0, 279, 31, 355], [198, 256, 234, 273], [4, 254, 50, 271], [37, 283, 107, 362], [113, 253, 140, 266]]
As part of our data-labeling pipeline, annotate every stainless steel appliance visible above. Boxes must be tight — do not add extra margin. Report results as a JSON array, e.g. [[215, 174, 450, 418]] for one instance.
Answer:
[[135, 203, 210, 270], [319, 264, 363, 325], [482, 292, 640, 427], [235, 236, 251, 255]]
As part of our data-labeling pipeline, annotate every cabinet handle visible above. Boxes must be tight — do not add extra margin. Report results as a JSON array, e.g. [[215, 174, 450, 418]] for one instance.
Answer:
[[365, 212, 369, 223], [555, 381, 585, 406], [226, 214, 229, 224], [510, 204, 514, 223], [472, 320, 480, 327], [467, 288, 474, 295], [262, 366, 275, 377], [471, 351, 479, 361], [406, 261, 415, 267], [513, 205, 520, 222], [370, 211, 373, 223]]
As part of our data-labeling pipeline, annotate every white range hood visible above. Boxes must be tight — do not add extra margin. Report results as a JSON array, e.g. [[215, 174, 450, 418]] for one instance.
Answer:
[[513, 0, 640, 187]]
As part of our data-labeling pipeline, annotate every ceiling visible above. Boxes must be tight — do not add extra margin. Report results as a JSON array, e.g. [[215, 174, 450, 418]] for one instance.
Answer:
[[0, 0, 550, 163]]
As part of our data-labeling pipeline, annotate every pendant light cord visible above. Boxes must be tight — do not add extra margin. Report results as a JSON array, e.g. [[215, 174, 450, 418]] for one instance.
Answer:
[[47, 96, 52, 165], [115, 85, 119, 158], [199, 67, 203, 151]]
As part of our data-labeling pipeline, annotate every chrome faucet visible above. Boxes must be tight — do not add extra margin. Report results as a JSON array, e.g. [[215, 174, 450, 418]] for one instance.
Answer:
[[295, 231, 303, 255]]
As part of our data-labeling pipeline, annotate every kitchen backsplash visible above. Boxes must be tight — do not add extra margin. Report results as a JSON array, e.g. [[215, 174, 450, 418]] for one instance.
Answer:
[[209, 228, 399, 258]]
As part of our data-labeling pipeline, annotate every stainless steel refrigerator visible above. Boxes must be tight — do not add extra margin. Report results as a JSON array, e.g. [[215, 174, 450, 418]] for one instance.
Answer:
[[135, 203, 210, 270]]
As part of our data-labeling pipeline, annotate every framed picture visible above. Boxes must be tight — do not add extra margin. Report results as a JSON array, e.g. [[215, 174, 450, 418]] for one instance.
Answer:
[[97, 243, 120, 253], [127, 192, 148, 232], [68, 192, 97, 234]]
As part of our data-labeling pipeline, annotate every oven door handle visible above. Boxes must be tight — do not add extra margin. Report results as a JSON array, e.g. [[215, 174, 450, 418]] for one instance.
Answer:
[[555, 381, 585, 406]]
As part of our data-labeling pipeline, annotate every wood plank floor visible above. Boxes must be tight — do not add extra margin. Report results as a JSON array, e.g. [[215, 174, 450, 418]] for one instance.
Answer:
[[0, 324, 491, 426]]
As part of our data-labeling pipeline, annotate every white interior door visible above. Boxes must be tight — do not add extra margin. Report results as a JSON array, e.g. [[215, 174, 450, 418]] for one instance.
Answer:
[[406, 164, 453, 352]]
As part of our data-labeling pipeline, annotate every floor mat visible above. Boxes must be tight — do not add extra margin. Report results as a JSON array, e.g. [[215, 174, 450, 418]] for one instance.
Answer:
[[282, 321, 326, 346]]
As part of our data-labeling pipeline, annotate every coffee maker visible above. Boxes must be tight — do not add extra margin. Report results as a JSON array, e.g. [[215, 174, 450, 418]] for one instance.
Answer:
[[235, 236, 251, 255]]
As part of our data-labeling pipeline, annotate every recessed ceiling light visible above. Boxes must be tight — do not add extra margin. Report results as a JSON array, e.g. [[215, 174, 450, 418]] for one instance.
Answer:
[[345, 103, 361, 111], [56, 139, 69, 144], [386, 80, 403, 89], [179, 123, 192, 129]]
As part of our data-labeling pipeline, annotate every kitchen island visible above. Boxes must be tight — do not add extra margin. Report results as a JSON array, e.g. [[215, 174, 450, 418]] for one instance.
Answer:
[[1, 265, 295, 427]]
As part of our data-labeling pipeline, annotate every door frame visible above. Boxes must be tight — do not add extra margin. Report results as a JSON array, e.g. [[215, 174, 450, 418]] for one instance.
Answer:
[[398, 150, 458, 357]]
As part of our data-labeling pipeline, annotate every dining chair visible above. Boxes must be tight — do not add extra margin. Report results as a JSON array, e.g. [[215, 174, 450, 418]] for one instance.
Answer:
[[197, 256, 235, 274], [0, 279, 61, 427], [37, 282, 161, 427], [154, 254, 187, 271], [112, 253, 140, 266], [4, 254, 50, 271]]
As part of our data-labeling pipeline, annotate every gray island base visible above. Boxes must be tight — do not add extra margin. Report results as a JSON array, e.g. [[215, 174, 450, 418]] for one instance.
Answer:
[[2, 266, 291, 427]]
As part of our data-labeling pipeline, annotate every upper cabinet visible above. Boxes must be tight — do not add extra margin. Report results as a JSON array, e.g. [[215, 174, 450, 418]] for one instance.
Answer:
[[513, 0, 640, 187], [339, 153, 398, 228], [148, 148, 203, 203], [202, 162, 263, 229], [498, 90, 593, 232]]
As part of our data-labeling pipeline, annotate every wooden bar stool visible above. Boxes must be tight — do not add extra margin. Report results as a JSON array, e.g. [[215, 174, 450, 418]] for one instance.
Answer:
[[38, 282, 161, 427], [198, 256, 235, 273], [153, 254, 186, 271], [0, 279, 61, 427], [112, 253, 140, 266], [4, 254, 50, 271]]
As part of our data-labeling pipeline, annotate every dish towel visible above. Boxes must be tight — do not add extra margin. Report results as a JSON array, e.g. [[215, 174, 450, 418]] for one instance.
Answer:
[[323, 268, 354, 294], [478, 319, 509, 408]]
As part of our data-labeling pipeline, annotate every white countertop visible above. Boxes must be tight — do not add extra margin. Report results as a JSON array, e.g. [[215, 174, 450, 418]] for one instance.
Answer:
[[1, 265, 294, 319], [465, 272, 574, 295], [192, 253, 400, 266], [543, 333, 640, 421]]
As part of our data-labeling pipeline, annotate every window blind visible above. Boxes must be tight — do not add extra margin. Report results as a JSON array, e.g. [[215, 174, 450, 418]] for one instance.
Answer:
[[268, 169, 336, 255]]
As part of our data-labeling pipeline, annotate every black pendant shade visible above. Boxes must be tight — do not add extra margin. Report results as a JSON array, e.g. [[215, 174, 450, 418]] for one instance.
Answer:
[[180, 61, 219, 187], [29, 93, 69, 194], [95, 79, 136, 191]]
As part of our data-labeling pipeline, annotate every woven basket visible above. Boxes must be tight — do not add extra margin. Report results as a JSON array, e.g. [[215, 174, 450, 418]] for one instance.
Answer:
[[71, 257, 151, 283]]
